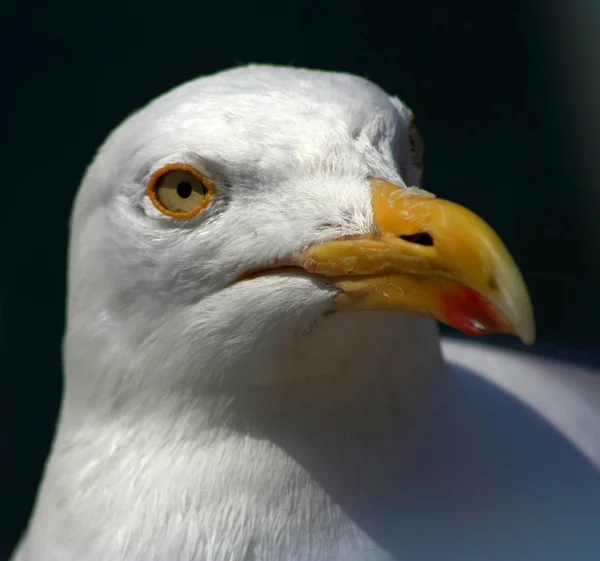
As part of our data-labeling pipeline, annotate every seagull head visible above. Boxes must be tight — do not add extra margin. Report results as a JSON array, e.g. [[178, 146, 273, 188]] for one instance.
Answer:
[[66, 65, 534, 399]]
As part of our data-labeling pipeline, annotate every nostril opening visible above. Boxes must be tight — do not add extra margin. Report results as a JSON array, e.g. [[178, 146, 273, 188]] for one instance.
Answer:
[[400, 232, 434, 246]]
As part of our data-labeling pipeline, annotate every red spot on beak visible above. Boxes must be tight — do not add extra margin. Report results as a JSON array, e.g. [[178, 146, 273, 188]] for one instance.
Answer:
[[441, 287, 505, 337]]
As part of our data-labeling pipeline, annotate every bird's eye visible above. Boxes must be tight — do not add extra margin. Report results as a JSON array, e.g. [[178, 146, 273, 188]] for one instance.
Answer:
[[147, 164, 214, 217], [408, 116, 424, 170]]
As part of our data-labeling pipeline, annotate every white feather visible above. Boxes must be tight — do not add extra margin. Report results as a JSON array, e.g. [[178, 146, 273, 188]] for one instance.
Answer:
[[13, 65, 600, 561]]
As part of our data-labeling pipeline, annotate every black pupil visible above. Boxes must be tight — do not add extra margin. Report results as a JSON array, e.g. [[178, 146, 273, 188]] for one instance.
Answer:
[[177, 181, 193, 199]]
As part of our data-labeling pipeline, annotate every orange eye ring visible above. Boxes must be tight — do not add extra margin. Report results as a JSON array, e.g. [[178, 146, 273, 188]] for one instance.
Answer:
[[146, 164, 215, 218]]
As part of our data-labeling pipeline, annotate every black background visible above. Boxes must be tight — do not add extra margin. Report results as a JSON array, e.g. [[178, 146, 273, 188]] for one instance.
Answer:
[[2, 0, 599, 557]]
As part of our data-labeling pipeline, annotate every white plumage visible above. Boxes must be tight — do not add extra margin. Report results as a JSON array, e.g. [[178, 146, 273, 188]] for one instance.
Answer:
[[13, 65, 600, 561]]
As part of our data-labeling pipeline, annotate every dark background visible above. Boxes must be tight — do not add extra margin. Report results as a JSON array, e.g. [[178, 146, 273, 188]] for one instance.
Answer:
[[2, 0, 599, 557]]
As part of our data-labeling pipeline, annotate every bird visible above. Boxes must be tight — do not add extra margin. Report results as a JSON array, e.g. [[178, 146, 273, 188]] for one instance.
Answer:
[[12, 65, 600, 561]]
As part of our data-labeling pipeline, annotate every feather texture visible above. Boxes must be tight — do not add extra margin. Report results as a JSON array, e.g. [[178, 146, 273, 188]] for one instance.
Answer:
[[13, 65, 600, 561]]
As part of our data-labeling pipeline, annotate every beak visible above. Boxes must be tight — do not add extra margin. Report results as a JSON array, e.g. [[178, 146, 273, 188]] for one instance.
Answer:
[[296, 180, 535, 344]]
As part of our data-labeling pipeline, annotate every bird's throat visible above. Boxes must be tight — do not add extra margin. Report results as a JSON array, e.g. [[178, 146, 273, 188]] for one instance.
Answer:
[[224, 313, 446, 438]]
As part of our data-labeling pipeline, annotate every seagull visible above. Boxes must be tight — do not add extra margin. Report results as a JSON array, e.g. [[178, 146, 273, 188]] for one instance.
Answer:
[[12, 65, 600, 561]]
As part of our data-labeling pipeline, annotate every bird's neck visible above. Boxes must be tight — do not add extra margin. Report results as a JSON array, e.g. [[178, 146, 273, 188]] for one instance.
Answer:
[[34, 314, 448, 560], [63, 311, 446, 431], [59, 312, 447, 464], [225, 313, 446, 437], [58, 313, 448, 500]]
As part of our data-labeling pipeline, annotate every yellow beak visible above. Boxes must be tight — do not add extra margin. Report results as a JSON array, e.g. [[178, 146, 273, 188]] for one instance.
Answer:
[[296, 180, 535, 344]]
